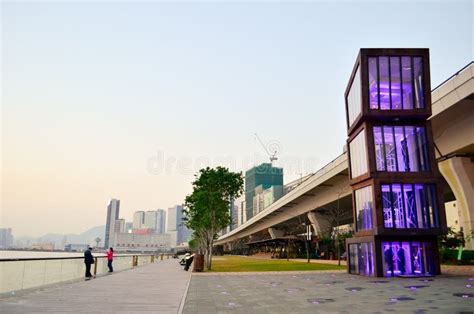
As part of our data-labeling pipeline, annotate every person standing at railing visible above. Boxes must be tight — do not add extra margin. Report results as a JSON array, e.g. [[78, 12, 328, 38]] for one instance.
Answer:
[[84, 247, 94, 280], [107, 247, 114, 272]]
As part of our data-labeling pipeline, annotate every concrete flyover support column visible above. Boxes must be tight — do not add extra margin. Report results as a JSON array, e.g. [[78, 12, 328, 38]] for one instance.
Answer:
[[439, 156, 474, 249], [268, 227, 285, 239], [224, 242, 233, 251], [307, 212, 331, 237]]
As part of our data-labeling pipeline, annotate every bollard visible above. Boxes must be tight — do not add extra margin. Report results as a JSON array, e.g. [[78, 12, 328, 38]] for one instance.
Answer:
[[151, 255, 154, 263], [132, 256, 138, 267], [93, 257, 98, 277], [160, 254, 163, 261]]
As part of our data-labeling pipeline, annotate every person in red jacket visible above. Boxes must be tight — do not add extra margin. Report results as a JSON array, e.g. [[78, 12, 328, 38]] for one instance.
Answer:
[[107, 247, 114, 272]]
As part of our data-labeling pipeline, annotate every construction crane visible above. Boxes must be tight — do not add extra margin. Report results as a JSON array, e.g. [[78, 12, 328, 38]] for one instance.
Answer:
[[254, 133, 278, 164]]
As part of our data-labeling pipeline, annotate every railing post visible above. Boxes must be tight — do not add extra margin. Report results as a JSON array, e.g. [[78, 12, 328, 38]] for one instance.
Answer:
[[93, 257, 98, 277]]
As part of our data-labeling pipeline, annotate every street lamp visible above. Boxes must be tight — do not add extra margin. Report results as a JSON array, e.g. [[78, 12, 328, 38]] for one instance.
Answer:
[[95, 237, 101, 249], [305, 223, 312, 263]]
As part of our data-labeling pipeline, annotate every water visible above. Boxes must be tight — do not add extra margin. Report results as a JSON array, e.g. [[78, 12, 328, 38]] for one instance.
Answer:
[[0, 250, 105, 259], [0, 250, 154, 294]]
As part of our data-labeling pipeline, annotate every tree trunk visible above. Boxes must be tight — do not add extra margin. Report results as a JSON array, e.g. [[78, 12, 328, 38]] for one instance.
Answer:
[[337, 238, 341, 266], [208, 239, 214, 270], [305, 240, 310, 263]]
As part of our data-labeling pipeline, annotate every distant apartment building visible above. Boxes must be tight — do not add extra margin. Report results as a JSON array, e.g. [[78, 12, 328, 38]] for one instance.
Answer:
[[167, 205, 192, 246], [251, 179, 284, 217], [252, 185, 265, 216], [143, 209, 166, 234], [167, 206, 178, 246], [104, 199, 120, 248], [166, 206, 177, 233], [245, 163, 283, 220], [224, 200, 237, 234], [237, 197, 246, 227], [113, 233, 170, 251], [133, 211, 145, 229], [144, 210, 158, 230], [263, 185, 283, 209], [114, 219, 125, 234], [156, 209, 166, 234], [0, 228, 13, 248], [230, 196, 245, 231], [227, 175, 302, 232], [225, 195, 247, 233]]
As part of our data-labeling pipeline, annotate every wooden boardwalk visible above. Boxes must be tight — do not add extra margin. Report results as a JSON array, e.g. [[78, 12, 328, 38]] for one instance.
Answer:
[[0, 259, 191, 314]]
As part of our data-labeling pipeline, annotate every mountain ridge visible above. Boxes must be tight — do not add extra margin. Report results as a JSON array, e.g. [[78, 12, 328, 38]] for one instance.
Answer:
[[15, 225, 105, 249]]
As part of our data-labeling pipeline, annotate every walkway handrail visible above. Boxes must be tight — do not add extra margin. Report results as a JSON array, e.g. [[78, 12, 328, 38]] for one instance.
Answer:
[[0, 253, 159, 262], [0, 253, 171, 294]]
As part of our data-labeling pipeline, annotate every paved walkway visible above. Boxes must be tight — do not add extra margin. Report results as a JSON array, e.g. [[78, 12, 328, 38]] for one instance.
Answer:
[[184, 272, 474, 313], [0, 259, 191, 314]]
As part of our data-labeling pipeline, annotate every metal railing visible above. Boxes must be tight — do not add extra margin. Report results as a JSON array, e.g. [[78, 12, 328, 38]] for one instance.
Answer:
[[0, 254, 171, 294], [431, 61, 473, 92]]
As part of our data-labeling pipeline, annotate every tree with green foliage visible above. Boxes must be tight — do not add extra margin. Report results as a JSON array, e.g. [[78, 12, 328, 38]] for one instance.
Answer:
[[183, 167, 243, 270], [439, 226, 464, 249]]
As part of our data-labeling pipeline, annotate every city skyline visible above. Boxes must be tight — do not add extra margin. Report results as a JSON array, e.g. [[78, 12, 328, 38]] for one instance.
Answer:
[[2, 1, 473, 237]]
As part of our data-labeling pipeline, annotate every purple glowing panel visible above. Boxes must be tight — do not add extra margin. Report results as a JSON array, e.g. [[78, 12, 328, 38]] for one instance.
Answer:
[[382, 183, 439, 229], [349, 242, 374, 276], [359, 242, 374, 276], [390, 57, 402, 109], [374, 126, 385, 171], [349, 244, 359, 274], [368, 57, 378, 109], [403, 184, 418, 229], [382, 241, 434, 277], [384, 126, 397, 171], [401, 57, 414, 109], [379, 57, 390, 110], [367, 56, 424, 111], [392, 184, 406, 228], [355, 186, 373, 231], [373, 126, 429, 173], [382, 185, 393, 228], [393, 126, 407, 172]]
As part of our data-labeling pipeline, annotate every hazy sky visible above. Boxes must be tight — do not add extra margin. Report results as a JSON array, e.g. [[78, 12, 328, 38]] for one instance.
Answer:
[[1, 1, 472, 237]]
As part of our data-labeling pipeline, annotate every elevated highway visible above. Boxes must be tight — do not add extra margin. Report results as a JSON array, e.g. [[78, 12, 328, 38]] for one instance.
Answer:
[[216, 62, 474, 249], [215, 154, 351, 246]]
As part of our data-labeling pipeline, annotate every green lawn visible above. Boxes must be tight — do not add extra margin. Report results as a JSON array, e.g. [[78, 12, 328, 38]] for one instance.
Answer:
[[206, 256, 345, 272]]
